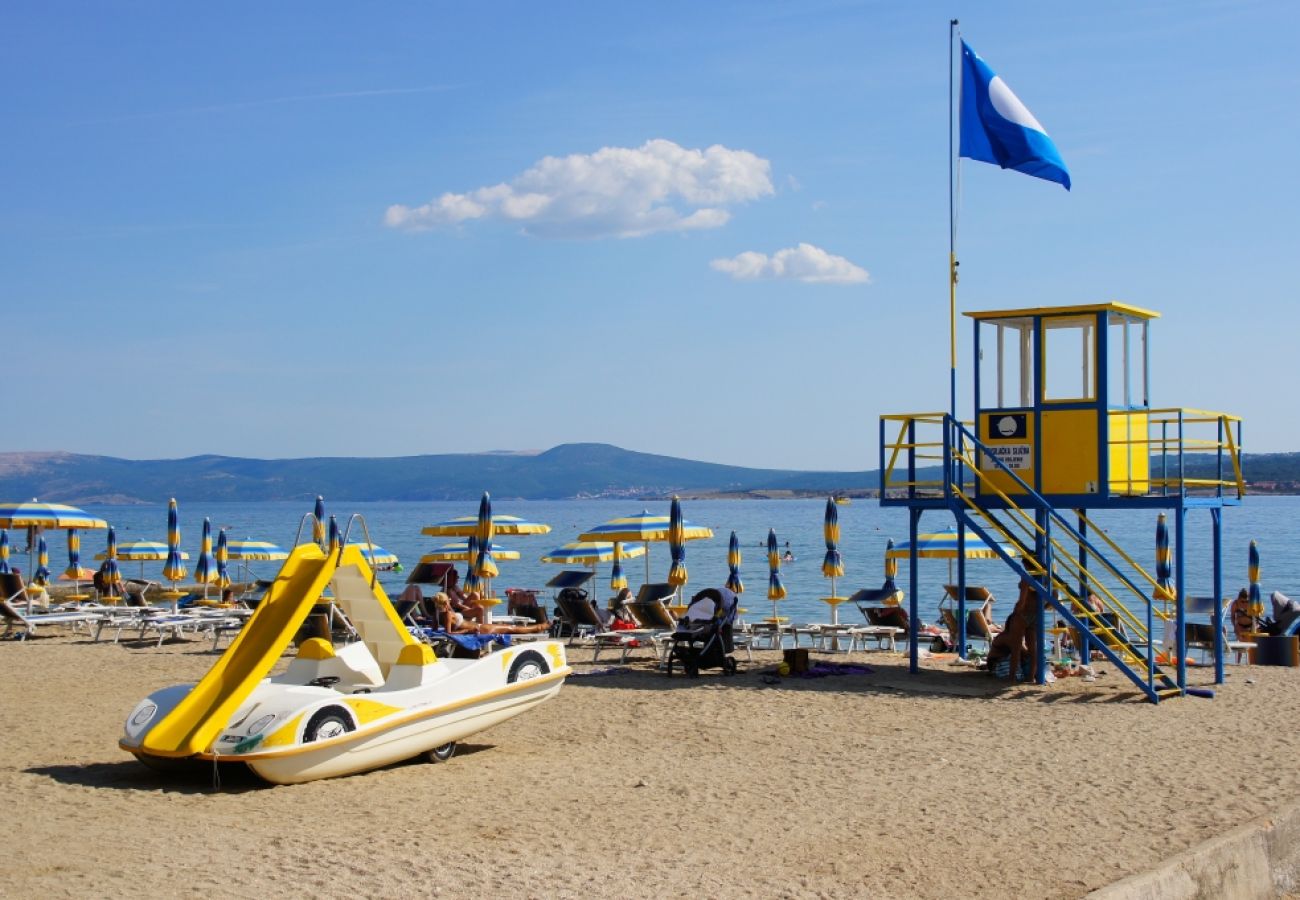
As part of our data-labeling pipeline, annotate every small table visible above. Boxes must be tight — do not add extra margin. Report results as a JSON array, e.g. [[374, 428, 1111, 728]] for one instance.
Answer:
[[476, 596, 503, 623]]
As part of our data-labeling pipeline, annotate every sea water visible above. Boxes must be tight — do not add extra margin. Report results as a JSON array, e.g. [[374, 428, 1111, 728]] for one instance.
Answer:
[[31, 496, 1300, 628]]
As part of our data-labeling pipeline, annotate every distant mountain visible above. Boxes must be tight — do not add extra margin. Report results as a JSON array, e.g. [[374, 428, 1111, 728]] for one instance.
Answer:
[[0, 444, 879, 504]]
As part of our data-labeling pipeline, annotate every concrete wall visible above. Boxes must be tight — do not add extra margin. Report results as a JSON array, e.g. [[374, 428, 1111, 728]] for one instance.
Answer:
[[1089, 799, 1300, 900]]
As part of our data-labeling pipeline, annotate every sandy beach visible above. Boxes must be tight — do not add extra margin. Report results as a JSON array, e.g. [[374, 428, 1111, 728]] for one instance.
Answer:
[[3, 632, 1297, 899]]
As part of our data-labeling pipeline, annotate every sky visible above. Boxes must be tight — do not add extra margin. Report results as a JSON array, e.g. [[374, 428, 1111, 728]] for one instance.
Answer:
[[3, 0, 1297, 471]]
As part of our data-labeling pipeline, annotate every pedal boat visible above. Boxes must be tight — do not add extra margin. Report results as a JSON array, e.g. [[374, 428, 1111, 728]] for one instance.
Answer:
[[120, 542, 569, 784]]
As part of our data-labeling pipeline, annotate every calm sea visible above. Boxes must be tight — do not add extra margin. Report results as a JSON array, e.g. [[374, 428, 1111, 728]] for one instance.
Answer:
[[30, 496, 1300, 626]]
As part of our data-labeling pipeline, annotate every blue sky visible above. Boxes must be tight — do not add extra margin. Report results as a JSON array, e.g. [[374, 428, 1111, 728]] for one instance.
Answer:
[[3, 1, 1296, 471]]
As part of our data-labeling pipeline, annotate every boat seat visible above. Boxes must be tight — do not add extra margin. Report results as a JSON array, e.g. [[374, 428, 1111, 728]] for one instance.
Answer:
[[278, 638, 383, 689]]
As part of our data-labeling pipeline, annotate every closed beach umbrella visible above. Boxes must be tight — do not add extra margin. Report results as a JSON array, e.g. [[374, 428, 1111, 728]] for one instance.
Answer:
[[1248, 540, 1263, 619], [327, 515, 341, 556], [63, 529, 94, 585], [100, 526, 122, 592], [463, 534, 482, 594], [726, 531, 744, 595], [821, 497, 846, 624], [767, 528, 786, 622], [33, 535, 50, 587], [882, 539, 901, 603], [1154, 513, 1174, 602], [313, 496, 326, 548], [163, 498, 187, 589], [475, 493, 498, 589], [193, 517, 218, 595], [667, 496, 687, 590], [0, 529, 9, 575], [215, 528, 231, 589], [610, 542, 627, 592]]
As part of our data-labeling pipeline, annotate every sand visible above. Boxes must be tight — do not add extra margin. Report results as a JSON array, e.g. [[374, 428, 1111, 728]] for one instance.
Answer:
[[2, 632, 1297, 899]]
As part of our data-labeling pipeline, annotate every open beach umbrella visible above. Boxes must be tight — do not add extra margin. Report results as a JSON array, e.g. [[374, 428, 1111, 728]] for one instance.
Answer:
[[540, 541, 645, 589], [0, 529, 10, 575], [193, 518, 218, 596], [821, 497, 846, 623], [1248, 540, 1263, 619], [767, 528, 786, 622], [422, 514, 551, 538], [95, 540, 179, 580], [348, 543, 399, 569], [888, 526, 1017, 583], [62, 529, 94, 588], [225, 540, 288, 582], [667, 496, 688, 592], [33, 535, 50, 587], [423, 540, 521, 563], [313, 496, 326, 548], [215, 529, 231, 589], [0, 501, 109, 585], [580, 508, 713, 585], [162, 498, 187, 592], [726, 531, 744, 596]]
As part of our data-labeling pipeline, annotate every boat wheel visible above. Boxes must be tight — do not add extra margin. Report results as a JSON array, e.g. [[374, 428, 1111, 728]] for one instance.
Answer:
[[507, 650, 549, 683], [428, 742, 457, 763], [302, 705, 355, 742]]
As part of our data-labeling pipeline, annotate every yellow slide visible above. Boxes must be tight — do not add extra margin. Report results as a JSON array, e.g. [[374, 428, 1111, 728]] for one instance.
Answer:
[[139, 543, 336, 758]]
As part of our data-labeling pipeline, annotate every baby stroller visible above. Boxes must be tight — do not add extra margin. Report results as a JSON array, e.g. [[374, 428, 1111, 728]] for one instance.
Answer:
[[666, 588, 739, 678]]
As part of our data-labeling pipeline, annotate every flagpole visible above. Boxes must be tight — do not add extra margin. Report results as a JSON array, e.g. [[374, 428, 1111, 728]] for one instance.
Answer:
[[948, 18, 959, 423]]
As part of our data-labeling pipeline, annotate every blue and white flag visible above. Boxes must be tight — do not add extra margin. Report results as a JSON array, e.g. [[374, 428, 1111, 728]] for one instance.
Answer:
[[959, 40, 1070, 190]]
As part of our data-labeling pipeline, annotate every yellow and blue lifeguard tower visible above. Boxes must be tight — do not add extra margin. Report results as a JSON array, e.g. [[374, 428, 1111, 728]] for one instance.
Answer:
[[880, 301, 1244, 702]]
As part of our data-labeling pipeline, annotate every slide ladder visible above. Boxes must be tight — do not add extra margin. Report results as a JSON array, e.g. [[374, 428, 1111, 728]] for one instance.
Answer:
[[943, 421, 1180, 703], [328, 545, 419, 679]]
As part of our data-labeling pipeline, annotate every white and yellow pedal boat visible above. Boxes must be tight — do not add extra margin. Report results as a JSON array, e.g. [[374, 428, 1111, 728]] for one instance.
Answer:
[[120, 541, 569, 784]]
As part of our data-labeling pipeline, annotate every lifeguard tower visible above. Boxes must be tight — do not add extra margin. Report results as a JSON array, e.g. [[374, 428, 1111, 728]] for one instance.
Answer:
[[880, 301, 1244, 702]]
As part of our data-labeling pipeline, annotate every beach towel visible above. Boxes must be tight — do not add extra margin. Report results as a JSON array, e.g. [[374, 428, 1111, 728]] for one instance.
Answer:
[[422, 629, 511, 652]]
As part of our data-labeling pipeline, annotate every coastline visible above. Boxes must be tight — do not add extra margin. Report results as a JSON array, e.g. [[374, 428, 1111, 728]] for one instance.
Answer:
[[5, 635, 1298, 898]]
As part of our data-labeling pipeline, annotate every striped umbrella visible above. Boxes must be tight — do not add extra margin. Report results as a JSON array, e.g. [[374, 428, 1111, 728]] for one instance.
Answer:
[[349, 543, 399, 568], [820, 497, 846, 624], [215, 528, 231, 589], [225, 540, 288, 582], [313, 496, 326, 548], [163, 498, 187, 589], [1154, 513, 1174, 603], [474, 493, 498, 593], [0, 529, 9, 575], [33, 535, 50, 586], [0, 501, 108, 530], [667, 496, 687, 590], [463, 534, 482, 594], [100, 526, 122, 590], [424, 540, 521, 563], [580, 509, 713, 585], [97, 541, 176, 580], [726, 531, 744, 595], [610, 541, 628, 592], [767, 528, 786, 622], [63, 529, 94, 585], [1248, 540, 1263, 619], [327, 515, 341, 556], [888, 527, 1017, 583], [882, 539, 901, 603], [422, 514, 551, 537], [193, 517, 218, 594]]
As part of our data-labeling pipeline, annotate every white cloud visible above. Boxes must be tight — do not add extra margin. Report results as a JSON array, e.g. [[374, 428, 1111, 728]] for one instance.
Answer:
[[710, 243, 869, 285], [384, 139, 773, 239]]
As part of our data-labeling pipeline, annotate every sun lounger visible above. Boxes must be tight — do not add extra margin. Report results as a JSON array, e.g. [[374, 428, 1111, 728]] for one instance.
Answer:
[[1, 595, 103, 639], [555, 587, 653, 662]]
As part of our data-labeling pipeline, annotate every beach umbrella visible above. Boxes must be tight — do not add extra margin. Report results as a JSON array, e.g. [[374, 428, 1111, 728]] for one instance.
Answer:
[[667, 496, 687, 591], [33, 535, 50, 587], [767, 528, 786, 622], [0, 529, 9, 575], [610, 542, 628, 592], [327, 515, 341, 556], [313, 496, 326, 548], [0, 500, 109, 584], [423, 540, 522, 563], [225, 540, 288, 582], [100, 526, 122, 597], [421, 514, 551, 537], [888, 526, 1017, 583], [215, 529, 231, 589], [463, 534, 482, 594], [97, 541, 176, 580], [882, 539, 901, 603], [193, 517, 218, 596], [62, 529, 94, 588], [1248, 540, 1263, 619], [726, 531, 744, 595], [1154, 513, 1174, 602], [349, 543, 399, 568], [540, 541, 646, 590], [474, 493, 498, 592], [580, 509, 713, 585], [821, 497, 846, 624], [162, 498, 187, 592]]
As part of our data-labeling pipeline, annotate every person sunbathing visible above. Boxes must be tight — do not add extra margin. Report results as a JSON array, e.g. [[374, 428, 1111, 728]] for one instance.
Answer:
[[443, 569, 486, 624], [429, 593, 549, 635]]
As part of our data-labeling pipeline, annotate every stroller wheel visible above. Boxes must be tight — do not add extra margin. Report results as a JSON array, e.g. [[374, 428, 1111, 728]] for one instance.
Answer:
[[724, 658, 738, 675]]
